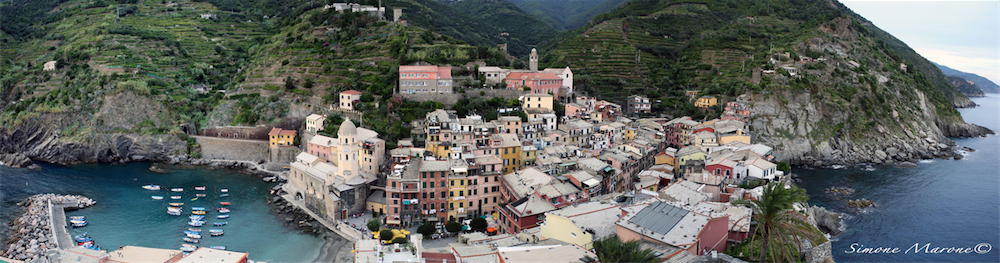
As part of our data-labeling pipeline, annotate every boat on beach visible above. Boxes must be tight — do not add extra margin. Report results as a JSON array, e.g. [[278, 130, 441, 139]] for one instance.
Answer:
[[171, 188, 184, 192], [151, 196, 164, 200], [170, 196, 182, 200], [143, 185, 161, 190], [213, 222, 227, 226], [195, 186, 207, 191], [183, 237, 199, 243], [217, 214, 229, 219]]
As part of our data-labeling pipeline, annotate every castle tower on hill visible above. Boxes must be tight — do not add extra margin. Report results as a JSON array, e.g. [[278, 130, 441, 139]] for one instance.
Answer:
[[529, 48, 538, 71]]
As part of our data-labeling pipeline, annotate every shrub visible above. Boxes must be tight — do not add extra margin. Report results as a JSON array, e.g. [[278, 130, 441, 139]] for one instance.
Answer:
[[367, 218, 381, 232]]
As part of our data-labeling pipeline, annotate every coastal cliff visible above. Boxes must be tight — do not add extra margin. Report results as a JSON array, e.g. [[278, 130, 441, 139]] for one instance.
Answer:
[[0, 120, 186, 165]]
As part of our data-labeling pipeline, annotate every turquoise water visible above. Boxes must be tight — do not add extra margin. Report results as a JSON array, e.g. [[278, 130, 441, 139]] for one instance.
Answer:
[[0, 163, 323, 262], [796, 94, 1000, 262]]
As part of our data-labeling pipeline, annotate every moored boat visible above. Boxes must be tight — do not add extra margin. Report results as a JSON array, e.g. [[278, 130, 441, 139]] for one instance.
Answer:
[[213, 222, 227, 226], [185, 233, 202, 239], [152, 196, 164, 200], [220, 202, 231, 206], [209, 229, 224, 236], [217, 214, 229, 219], [217, 208, 230, 213], [219, 194, 229, 197], [187, 228, 202, 232], [180, 244, 197, 252], [72, 222, 88, 227], [188, 220, 205, 227], [169, 203, 184, 206], [195, 186, 207, 191], [171, 188, 184, 192], [209, 246, 226, 250], [192, 210, 205, 215], [190, 197, 198, 201], [196, 194, 206, 197], [168, 207, 182, 216], [220, 188, 229, 193], [189, 215, 205, 220], [170, 196, 181, 200], [192, 207, 206, 211], [183, 237, 199, 243], [142, 185, 161, 190]]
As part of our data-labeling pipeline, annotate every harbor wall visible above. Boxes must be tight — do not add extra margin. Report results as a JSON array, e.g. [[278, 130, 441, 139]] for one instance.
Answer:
[[193, 136, 269, 162]]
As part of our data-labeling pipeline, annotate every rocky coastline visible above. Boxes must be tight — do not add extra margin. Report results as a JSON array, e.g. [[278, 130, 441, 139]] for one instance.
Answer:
[[2, 194, 95, 261]]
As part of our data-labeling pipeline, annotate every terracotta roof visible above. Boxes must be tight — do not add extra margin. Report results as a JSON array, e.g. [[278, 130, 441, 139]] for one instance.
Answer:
[[399, 65, 440, 72], [340, 90, 362, 95], [506, 72, 561, 80], [278, 129, 296, 135], [268, 128, 282, 136]]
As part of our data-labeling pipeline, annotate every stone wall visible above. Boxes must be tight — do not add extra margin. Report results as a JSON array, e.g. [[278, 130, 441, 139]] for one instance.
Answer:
[[266, 146, 301, 170], [193, 136, 269, 162], [398, 88, 526, 106]]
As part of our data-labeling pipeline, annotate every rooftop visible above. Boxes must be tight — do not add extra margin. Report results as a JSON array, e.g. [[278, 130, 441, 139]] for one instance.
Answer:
[[108, 246, 182, 263], [496, 245, 597, 263], [176, 248, 247, 263], [546, 202, 621, 240], [340, 89, 362, 95], [306, 113, 325, 121]]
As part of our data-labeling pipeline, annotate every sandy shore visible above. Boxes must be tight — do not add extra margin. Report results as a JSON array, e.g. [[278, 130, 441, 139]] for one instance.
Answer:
[[313, 234, 353, 263]]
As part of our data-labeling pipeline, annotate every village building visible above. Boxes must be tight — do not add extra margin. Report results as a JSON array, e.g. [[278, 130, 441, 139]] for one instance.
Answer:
[[399, 65, 453, 94], [339, 90, 362, 110]]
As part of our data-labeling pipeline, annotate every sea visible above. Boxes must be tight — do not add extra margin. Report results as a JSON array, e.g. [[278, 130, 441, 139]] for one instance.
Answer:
[[0, 163, 324, 262], [796, 93, 1000, 262]]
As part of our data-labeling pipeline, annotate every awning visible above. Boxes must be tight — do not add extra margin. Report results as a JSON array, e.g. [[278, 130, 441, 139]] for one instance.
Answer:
[[560, 162, 577, 166], [582, 178, 600, 188], [386, 219, 401, 225]]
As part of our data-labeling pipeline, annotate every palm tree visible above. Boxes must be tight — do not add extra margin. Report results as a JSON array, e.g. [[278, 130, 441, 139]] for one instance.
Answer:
[[590, 235, 660, 263], [733, 182, 822, 262]]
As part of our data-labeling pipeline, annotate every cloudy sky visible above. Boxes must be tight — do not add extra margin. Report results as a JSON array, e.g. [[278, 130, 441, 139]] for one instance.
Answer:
[[840, 0, 1000, 85]]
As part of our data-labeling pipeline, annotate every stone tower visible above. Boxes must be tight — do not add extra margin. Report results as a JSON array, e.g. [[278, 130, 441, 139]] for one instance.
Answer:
[[335, 119, 361, 185], [393, 8, 402, 23], [529, 48, 538, 71]]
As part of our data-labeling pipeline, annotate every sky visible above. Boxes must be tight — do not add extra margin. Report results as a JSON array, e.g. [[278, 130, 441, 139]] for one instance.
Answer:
[[839, 0, 1000, 85]]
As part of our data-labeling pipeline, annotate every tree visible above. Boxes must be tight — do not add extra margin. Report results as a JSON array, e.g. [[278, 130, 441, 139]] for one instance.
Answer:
[[776, 161, 791, 174], [303, 77, 314, 89], [445, 221, 462, 233], [285, 77, 295, 90], [379, 229, 394, 242], [367, 218, 381, 232], [392, 237, 408, 244], [589, 235, 659, 263], [733, 182, 822, 262], [417, 222, 436, 237], [470, 217, 488, 232]]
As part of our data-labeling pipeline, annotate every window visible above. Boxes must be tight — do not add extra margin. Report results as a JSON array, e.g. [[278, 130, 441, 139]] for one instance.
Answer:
[[430, 192, 435, 198], [459, 191, 464, 196], [423, 204, 428, 210], [423, 182, 427, 188], [484, 177, 488, 183], [430, 182, 434, 188], [422, 172, 427, 178], [441, 191, 446, 198], [392, 193, 400, 198], [450, 180, 455, 186], [430, 172, 435, 179], [393, 200, 398, 205], [391, 182, 397, 188], [394, 208, 398, 213], [450, 203, 454, 210], [493, 197, 497, 203], [459, 203, 464, 208], [450, 191, 454, 197], [467, 190, 471, 196], [460, 180, 464, 186], [430, 203, 435, 209], [441, 181, 445, 187], [423, 192, 427, 199], [473, 189, 477, 195]]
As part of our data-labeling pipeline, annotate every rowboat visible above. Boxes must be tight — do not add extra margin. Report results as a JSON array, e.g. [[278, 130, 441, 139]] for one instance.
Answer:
[[171, 188, 184, 192], [196, 194, 207, 197], [183, 237, 199, 243], [210, 246, 226, 250], [185, 233, 202, 239], [187, 228, 202, 232], [170, 196, 182, 200], [188, 221, 205, 227], [192, 207, 206, 211], [169, 203, 184, 206], [181, 244, 197, 252], [209, 229, 224, 236], [220, 202, 231, 206], [213, 222, 227, 226], [142, 185, 161, 190], [220, 188, 229, 193], [219, 194, 229, 197], [151, 196, 164, 200], [217, 214, 229, 219], [217, 208, 230, 213], [190, 197, 198, 201], [168, 207, 182, 216], [192, 210, 205, 215], [189, 215, 205, 220], [195, 186, 207, 191]]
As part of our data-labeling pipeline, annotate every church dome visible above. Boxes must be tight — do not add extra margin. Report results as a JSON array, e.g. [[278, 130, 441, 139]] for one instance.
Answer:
[[338, 119, 357, 136]]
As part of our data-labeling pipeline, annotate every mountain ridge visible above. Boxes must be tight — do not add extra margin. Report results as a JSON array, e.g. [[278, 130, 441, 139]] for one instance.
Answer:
[[934, 62, 1000, 93]]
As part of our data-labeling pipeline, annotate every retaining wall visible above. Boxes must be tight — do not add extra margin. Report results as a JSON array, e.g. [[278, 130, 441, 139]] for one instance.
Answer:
[[193, 136, 270, 162]]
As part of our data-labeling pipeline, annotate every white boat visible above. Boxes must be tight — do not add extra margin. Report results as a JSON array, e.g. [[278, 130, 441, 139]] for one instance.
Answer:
[[180, 244, 197, 252], [167, 207, 182, 216], [217, 208, 230, 213], [142, 185, 161, 190], [188, 221, 205, 227], [195, 186, 207, 191], [186, 233, 202, 239], [171, 188, 184, 192], [217, 214, 229, 219], [151, 196, 164, 200], [220, 188, 229, 193], [170, 196, 182, 200]]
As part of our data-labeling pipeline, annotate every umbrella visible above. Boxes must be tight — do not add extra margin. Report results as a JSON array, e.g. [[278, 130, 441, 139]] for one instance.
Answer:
[[487, 227, 496, 232], [462, 225, 469, 230]]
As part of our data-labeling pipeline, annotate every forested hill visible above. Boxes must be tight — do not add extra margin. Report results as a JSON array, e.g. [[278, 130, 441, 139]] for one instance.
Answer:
[[539, 0, 991, 165], [447, 0, 558, 52], [507, 0, 628, 30]]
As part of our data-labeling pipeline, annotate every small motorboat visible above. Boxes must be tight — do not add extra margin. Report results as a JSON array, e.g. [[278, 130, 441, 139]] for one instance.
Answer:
[[72, 222, 88, 228], [189, 215, 205, 220], [168, 207, 182, 216], [184, 230, 200, 235], [74, 233, 91, 242], [170, 196, 182, 200], [83, 244, 100, 251], [69, 216, 86, 222], [187, 228, 202, 232], [217, 214, 230, 219], [183, 237, 199, 243], [217, 208, 230, 213], [192, 207, 206, 211], [213, 222, 227, 226], [220, 188, 229, 193], [196, 194, 206, 197], [190, 197, 199, 201], [181, 244, 197, 252], [195, 186, 207, 191], [210, 245, 226, 250], [209, 229, 224, 236], [152, 196, 164, 200], [169, 203, 184, 206], [192, 210, 206, 215], [185, 233, 202, 239], [219, 194, 229, 197], [171, 188, 184, 192], [220, 202, 231, 206], [143, 185, 161, 190], [77, 240, 94, 246], [188, 221, 205, 227]]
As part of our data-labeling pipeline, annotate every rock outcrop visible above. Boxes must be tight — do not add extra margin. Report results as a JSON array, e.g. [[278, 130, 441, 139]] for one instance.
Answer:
[[937, 121, 994, 138], [807, 206, 844, 236], [0, 153, 35, 168], [0, 120, 186, 166]]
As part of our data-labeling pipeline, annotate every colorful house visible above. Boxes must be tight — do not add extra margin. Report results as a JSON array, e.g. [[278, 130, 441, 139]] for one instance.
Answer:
[[339, 90, 362, 110], [505, 72, 562, 97], [399, 65, 453, 94], [695, 96, 718, 108], [268, 128, 296, 147]]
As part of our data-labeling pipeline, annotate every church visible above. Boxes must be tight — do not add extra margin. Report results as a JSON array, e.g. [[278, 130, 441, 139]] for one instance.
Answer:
[[478, 48, 575, 101], [288, 119, 381, 220]]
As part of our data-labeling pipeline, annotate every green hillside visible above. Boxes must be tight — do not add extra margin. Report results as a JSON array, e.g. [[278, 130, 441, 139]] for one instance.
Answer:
[[386, 0, 542, 58], [448, 0, 558, 49], [508, 0, 628, 30], [935, 62, 1000, 93]]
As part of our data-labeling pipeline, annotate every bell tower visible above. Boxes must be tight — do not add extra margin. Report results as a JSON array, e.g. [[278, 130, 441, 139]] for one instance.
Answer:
[[529, 48, 538, 71]]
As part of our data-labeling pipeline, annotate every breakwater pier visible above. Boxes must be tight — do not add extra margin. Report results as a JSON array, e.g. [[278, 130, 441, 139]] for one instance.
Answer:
[[2, 194, 95, 261]]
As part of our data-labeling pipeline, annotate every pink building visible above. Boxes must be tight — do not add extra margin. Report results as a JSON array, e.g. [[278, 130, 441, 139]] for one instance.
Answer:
[[616, 200, 729, 256], [505, 72, 562, 97], [307, 135, 336, 161], [399, 65, 453, 94]]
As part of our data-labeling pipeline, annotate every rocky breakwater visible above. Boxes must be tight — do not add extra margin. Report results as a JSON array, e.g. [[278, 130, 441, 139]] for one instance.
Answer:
[[3, 194, 95, 261], [164, 155, 285, 182], [751, 91, 992, 167]]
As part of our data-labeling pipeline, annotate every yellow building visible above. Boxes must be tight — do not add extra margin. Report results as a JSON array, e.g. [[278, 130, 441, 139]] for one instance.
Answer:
[[447, 171, 469, 221], [520, 145, 538, 167], [623, 128, 637, 141], [268, 128, 297, 146], [719, 129, 751, 144], [539, 202, 621, 249], [519, 93, 554, 111], [695, 96, 718, 108], [497, 134, 521, 173]]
